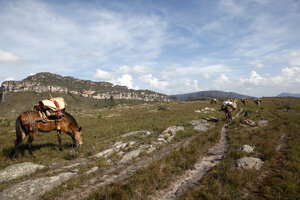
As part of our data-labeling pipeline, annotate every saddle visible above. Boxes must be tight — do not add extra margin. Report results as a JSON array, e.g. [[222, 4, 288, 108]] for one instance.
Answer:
[[34, 97, 67, 130]]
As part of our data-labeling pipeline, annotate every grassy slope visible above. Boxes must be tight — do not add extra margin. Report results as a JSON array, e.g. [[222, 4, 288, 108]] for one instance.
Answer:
[[183, 97, 300, 200], [0, 98, 299, 199]]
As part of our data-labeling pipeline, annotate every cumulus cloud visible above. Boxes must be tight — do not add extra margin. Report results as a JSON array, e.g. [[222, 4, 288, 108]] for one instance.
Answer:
[[93, 69, 114, 81], [5, 77, 15, 81], [240, 71, 267, 86], [115, 74, 134, 89], [214, 74, 232, 86], [286, 50, 300, 66], [140, 74, 169, 90], [0, 49, 22, 62]]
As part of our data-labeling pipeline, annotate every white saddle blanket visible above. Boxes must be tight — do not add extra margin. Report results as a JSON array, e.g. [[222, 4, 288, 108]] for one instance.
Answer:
[[41, 97, 66, 111]]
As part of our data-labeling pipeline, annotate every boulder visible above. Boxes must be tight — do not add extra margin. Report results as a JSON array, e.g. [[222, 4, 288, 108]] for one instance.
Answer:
[[0, 162, 45, 183], [235, 157, 264, 170]]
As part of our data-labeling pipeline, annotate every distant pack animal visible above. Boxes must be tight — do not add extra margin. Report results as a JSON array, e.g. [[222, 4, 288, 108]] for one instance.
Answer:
[[222, 104, 233, 123], [13, 110, 82, 158], [241, 98, 249, 106], [254, 98, 262, 106], [210, 98, 217, 104]]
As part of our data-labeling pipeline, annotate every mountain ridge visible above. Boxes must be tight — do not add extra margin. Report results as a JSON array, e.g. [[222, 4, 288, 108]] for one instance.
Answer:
[[277, 92, 300, 98], [0, 72, 169, 103], [170, 90, 255, 101]]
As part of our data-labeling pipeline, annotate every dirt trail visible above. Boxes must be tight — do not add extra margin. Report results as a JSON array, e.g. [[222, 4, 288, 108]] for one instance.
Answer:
[[150, 108, 243, 200], [55, 132, 202, 200]]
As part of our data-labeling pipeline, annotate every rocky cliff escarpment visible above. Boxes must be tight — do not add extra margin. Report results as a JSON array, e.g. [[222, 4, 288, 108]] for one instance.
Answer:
[[0, 72, 170, 103]]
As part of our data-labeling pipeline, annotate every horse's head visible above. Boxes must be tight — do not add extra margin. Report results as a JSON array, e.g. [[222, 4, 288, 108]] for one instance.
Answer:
[[74, 127, 83, 147]]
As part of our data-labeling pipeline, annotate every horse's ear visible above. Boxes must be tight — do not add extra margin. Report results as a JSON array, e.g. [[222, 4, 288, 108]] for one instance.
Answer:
[[78, 127, 82, 132]]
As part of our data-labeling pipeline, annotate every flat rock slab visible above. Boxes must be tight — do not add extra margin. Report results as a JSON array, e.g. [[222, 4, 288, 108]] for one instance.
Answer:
[[0, 162, 45, 183], [0, 172, 76, 200], [189, 119, 212, 132], [118, 149, 143, 164], [235, 157, 264, 170]]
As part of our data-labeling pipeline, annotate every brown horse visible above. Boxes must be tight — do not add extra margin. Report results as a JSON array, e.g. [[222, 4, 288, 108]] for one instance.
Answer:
[[211, 98, 217, 104], [254, 98, 262, 106], [13, 110, 82, 158], [241, 98, 249, 106], [222, 105, 233, 123]]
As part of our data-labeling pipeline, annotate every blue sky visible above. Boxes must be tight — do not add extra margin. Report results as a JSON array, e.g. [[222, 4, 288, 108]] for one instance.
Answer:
[[0, 0, 300, 97]]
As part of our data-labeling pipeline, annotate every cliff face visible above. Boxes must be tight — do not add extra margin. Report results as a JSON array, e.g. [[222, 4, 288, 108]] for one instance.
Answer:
[[0, 72, 170, 102]]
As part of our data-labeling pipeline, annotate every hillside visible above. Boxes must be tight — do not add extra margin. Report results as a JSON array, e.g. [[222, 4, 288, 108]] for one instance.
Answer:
[[170, 90, 254, 101], [277, 92, 300, 98], [0, 98, 299, 199], [0, 72, 169, 104]]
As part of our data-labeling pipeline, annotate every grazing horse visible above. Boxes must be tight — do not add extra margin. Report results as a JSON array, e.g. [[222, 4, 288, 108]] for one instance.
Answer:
[[13, 110, 82, 158], [210, 98, 217, 104], [223, 105, 233, 123], [254, 98, 262, 106], [241, 98, 249, 106]]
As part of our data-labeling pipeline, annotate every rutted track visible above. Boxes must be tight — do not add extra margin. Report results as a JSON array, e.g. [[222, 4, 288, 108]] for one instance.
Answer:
[[0, 108, 241, 200], [55, 132, 204, 200], [150, 108, 243, 200]]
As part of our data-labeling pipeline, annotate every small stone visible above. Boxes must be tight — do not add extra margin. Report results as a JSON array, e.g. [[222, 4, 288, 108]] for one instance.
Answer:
[[240, 145, 254, 153], [241, 119, 256, 127], [235, 157, 264, 170]]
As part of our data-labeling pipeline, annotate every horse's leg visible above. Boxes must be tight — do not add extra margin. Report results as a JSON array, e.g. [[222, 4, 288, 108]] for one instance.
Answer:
[[66, 131, 76, 148], [57, 130, 63, 151], [26, 131, 36, 157]]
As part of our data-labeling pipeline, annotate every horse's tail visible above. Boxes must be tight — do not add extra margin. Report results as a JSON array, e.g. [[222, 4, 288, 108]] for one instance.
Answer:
[[15, 115, 25, 145]]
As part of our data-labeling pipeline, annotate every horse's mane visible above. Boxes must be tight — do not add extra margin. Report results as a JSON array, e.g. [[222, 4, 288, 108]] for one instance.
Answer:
[[62, 110, 79, 127]]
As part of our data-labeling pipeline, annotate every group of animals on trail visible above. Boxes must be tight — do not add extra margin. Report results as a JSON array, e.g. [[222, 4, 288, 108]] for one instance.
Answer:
[[213, 98, 262, 123]]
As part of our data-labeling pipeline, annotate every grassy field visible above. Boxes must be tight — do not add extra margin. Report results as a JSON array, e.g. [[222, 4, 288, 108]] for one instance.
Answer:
[[183, 97, 300, 200], [0, 97, 299, 199]]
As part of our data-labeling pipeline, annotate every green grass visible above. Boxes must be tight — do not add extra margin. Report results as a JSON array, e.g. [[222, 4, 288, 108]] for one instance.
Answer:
[[1, 97, 299, 199], [183, 97, 300, 200]]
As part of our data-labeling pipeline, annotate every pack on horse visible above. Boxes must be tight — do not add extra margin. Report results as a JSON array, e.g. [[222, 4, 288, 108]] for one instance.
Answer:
[[221, 100, 237, 123], [13, 97, 82, 158]]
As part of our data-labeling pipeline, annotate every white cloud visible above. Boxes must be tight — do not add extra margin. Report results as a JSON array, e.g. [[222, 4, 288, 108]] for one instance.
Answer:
[[5, 77, 15, 81], [132, 65, 152, 75], [0, 49, 22, 62], [240, 71, 267, 86], [287, 50, 300, 66], [140, 74, 168, 90], [115, 74, 134, 89], [93, 69, 114, 81], [116, 65, 152, 76]]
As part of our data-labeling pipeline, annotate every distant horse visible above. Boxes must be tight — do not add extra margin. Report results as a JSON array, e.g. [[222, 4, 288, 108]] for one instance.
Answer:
[[241, 98, 249, 106], [13, 110, 82, 158], [211, 98, 217, 104], [254, 98, 262, 106], [223, 105, 233, 123]]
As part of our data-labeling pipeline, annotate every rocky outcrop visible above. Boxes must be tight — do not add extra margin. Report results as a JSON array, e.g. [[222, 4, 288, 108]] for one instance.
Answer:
[[0, 72, 170, 103], [0, 162, 45, 183], [0, 171, 76, 200]]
